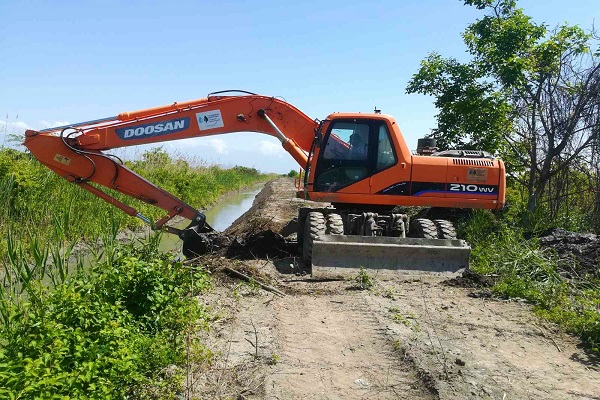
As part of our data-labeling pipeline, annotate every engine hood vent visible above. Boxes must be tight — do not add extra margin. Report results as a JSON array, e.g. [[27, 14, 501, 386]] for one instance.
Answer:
[[432, 149, 494, 159], [452, 158, 494, 166]]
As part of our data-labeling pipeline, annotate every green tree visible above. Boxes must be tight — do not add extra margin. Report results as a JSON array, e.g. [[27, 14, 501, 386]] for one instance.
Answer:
[[407, 0, 600, 216]]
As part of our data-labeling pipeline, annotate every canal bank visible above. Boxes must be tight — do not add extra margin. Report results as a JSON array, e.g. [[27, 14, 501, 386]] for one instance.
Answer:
[[159, 182, 265, 253]]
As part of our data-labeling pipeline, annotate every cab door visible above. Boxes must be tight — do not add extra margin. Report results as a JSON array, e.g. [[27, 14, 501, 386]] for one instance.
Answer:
[[313, 119, 373, 193]]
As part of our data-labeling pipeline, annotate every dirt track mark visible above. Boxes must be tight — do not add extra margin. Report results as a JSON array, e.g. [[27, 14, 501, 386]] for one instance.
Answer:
[[193, 178, 600, 399], [368, 278, 600, 400], [263, 293, 436, 400]]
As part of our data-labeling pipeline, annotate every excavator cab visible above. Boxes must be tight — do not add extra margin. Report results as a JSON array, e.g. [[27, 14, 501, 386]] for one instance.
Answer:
[[313, 118, 396, 193]]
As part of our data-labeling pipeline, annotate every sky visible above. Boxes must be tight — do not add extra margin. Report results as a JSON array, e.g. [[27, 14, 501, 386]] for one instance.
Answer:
[[1, 0, 598, 173]]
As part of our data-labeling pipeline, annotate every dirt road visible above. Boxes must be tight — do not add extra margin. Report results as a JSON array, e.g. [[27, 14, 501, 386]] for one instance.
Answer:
[[192, 178, 599, 400]]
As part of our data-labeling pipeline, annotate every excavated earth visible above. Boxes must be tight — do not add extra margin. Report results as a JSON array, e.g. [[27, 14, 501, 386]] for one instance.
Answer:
[[189, 178, 600, 400], [538, 228, 600, 278]]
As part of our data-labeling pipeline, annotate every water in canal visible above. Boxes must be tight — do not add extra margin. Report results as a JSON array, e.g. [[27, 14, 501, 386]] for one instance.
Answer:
[[204, 184, 263, 231], [159, 183, 264, 252]]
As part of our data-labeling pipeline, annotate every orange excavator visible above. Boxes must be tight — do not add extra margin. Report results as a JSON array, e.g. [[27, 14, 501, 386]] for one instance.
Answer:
[[24, 91, 505, 275]]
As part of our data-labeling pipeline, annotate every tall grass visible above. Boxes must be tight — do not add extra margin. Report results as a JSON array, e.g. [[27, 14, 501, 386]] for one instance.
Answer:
[[461, 210, 600, 351], [128, 148, 265, 210], [0, 146, 268, 397], [0, 147, 267, 258], [0, 230, 212, 398]]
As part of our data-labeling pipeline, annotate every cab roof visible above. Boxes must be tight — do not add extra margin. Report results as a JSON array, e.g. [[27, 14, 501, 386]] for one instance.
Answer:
[[325, 113, 397, 124]]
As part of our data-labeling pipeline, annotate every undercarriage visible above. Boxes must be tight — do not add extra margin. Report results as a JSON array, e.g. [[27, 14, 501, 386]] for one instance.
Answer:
[[297, 207, 468, 275]]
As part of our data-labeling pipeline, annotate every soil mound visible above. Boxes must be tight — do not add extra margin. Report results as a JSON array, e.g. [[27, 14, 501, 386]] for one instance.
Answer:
[[225, 230, 297, 259], [187, 179, 304, 260], [538, 228, 600, 277], [187, 229, 297, 261], [444, 268, 496, 288], [224, 178, 303, 237]]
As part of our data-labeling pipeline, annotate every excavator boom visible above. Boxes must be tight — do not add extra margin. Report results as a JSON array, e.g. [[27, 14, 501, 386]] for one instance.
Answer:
[[25, 92, 318, 237]]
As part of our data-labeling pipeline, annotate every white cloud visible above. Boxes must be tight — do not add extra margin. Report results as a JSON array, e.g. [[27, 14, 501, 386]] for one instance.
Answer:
[[259, 140, 285, 157], [0, 121, 31, 148], [0, 120, 33, 133], [167, 137, 229, 154], [0, 120, 71, 134], [0, 120, 75, 136], [39, 120, 70, 129], [166, 138, 198, 149], [208, 138, 228, 154]]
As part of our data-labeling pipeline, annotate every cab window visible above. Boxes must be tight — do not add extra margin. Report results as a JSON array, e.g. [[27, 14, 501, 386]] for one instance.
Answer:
[[316, 121, 370, 192], [314, 119, 397, 192], [322, 122, 369, 161], [376, 124, 397, 171]]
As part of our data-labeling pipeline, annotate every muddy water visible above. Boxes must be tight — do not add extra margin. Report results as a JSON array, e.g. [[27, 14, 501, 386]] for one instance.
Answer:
[[204, 184, 263, 231], [159, 183, 264, 252]]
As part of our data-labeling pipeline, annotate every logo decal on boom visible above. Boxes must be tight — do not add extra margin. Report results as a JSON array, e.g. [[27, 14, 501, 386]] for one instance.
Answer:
[[115, 118, 190, 140], [196, 110, 224, 131]]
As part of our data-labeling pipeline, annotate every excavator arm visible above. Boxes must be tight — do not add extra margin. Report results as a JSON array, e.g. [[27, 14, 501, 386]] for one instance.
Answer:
[[24, 92, 319, 249]]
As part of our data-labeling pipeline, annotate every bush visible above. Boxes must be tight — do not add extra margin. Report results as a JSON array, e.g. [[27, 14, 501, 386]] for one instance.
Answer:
[[353, 267, 374, 290], [0, 146, 268, 396], [0, 238, 212, 398]]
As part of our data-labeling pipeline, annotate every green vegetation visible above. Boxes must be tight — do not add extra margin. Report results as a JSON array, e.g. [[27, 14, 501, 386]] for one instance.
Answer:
[[129, 148, 265, 214], [0, 233, 212, 398], [0, 147, 266, 256], [286, 169, 299, 178], [0, 146, 268, 397], [407, 0, 600, 352], [459, 206, 600, 351], [407, 0, 599, 217], [388, 307, 420, 331], [268, 353, 280, 366], [353, 267, 374, 290]]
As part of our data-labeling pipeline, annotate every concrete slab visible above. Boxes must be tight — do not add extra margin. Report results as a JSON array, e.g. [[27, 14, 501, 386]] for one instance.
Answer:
[[311, 235, 470, 278]]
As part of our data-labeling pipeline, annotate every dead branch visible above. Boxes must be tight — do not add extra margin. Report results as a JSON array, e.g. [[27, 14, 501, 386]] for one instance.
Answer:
[[222, 266, 286, 297]]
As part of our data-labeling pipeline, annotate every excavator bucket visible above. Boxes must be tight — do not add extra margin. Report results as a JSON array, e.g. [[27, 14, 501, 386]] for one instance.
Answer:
[[310, 235, 470, 279], [180, 217, 217, 259], [182, 230, 214, 258]]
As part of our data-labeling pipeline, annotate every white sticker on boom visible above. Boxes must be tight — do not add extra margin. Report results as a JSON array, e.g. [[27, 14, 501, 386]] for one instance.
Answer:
[[196, 110, 224, 130], [54, 154, 71, 165]]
